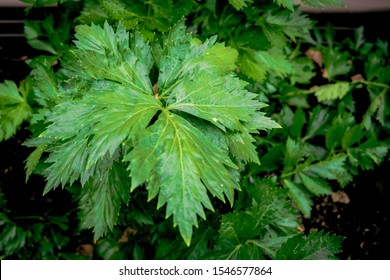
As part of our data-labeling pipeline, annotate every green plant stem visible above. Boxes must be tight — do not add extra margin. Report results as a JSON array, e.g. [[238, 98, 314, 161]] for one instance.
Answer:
[[352, 80, 390, 88]]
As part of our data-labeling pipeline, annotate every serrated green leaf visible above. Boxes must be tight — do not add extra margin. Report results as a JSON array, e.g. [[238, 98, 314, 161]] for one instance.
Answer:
[[166, 72, 259, 132], [256, 145, 284, 173], [25, 144, 46, 182], [290, 57, 315, 85], [276, 231, 344, 260], [226, 130, 259, 164], [31, 64, 61, 108], [247, 179, 300, 235], [247, 111, 282, 132], [73, 22, 153, 93], [303, 155, 346, 180], [348, 139, 388, 170], [219, 211, 261, 243], [325, 114, 354, 150], [284, 137, 304, 170], [94, 0, 195, 35], [362, 89, 389, 127], [315, 82, 350, 101], [80, 161, 130, 239], [273, 0, 294, 11], [0, 80, 32, 141], [303, 155, 352, 186], [24, 20, 57, 54], [205, 178, 301, 260], [341, 125, 364, 149], [228, 0, 253, 10], [24, 14, 71, 55], [283, 179, 312, 218], [299, 172, 332, 195], [264, 9, 312, 42], [304, 106, 331, 140], [322, 48, 352, 80], [77, 0, 109, 25], [0, 223, 27, 255], [202, 43, 239, 74], [39, 82, 160, 192], [128, 113, 239, 245], [238, 48, 292, 82]]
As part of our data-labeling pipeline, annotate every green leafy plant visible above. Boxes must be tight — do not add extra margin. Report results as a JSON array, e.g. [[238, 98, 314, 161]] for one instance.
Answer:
[[25, 19, 281, 246], [2, 0, 388, 260]]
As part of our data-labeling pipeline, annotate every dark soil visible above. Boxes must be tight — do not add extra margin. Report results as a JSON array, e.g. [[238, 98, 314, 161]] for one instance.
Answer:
[[303, 163, 390, 260], [1, 7, 389, 260]]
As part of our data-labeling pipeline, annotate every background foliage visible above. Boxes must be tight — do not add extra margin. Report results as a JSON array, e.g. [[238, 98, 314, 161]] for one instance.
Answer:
[[1, 0, 388, 259]]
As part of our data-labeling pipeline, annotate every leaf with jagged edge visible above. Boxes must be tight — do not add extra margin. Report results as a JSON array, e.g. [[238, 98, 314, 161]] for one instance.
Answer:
[[283, 137, 305, 171], [127, 113, 239, 245], [315, 82, 350, 102], [30, 64, 61, 108], [79, 159, 130, 239], [325, 113, 354, 150], [0, 80, 32, 141], [73, 22, 154, 91], [94, 0, 195, 35], [228, 0, 253, 10], [283, 179, 312, 218], [38, 82, 160, 193], [25, 144, 46, 182], [348, 139, 388, 171], [303, 154, 350, 186], [273, 0, 294, 11], [276, 230, 344, 260], [202, 178, 300, 260], [238, 48, 292, 82], [77, 0, 109, 25], [27, 21, 278, 245], [259, 8, 313, 47], [298, 172, 332, 196], [0, 222, 27, 255], [304, 106, 332, 140], [226, 130, 259, 164], [247, 179, 300, 236]]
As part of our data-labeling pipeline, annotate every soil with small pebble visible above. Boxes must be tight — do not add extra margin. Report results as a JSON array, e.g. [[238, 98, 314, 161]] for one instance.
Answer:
[[302, 164, 390, 259]]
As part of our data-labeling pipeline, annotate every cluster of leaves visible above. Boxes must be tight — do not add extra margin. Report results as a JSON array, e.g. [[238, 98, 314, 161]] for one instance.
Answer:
[[249, 25, 390, 218], [3, 0, 387, 260], [25, 19, 281, 246]]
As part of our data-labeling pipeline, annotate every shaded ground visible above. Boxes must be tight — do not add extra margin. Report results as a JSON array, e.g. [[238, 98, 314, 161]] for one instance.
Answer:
[[303, 163, 390, 259]]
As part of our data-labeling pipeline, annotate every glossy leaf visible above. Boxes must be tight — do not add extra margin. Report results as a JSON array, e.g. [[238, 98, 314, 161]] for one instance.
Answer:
[[276, 231, 344, 260]]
